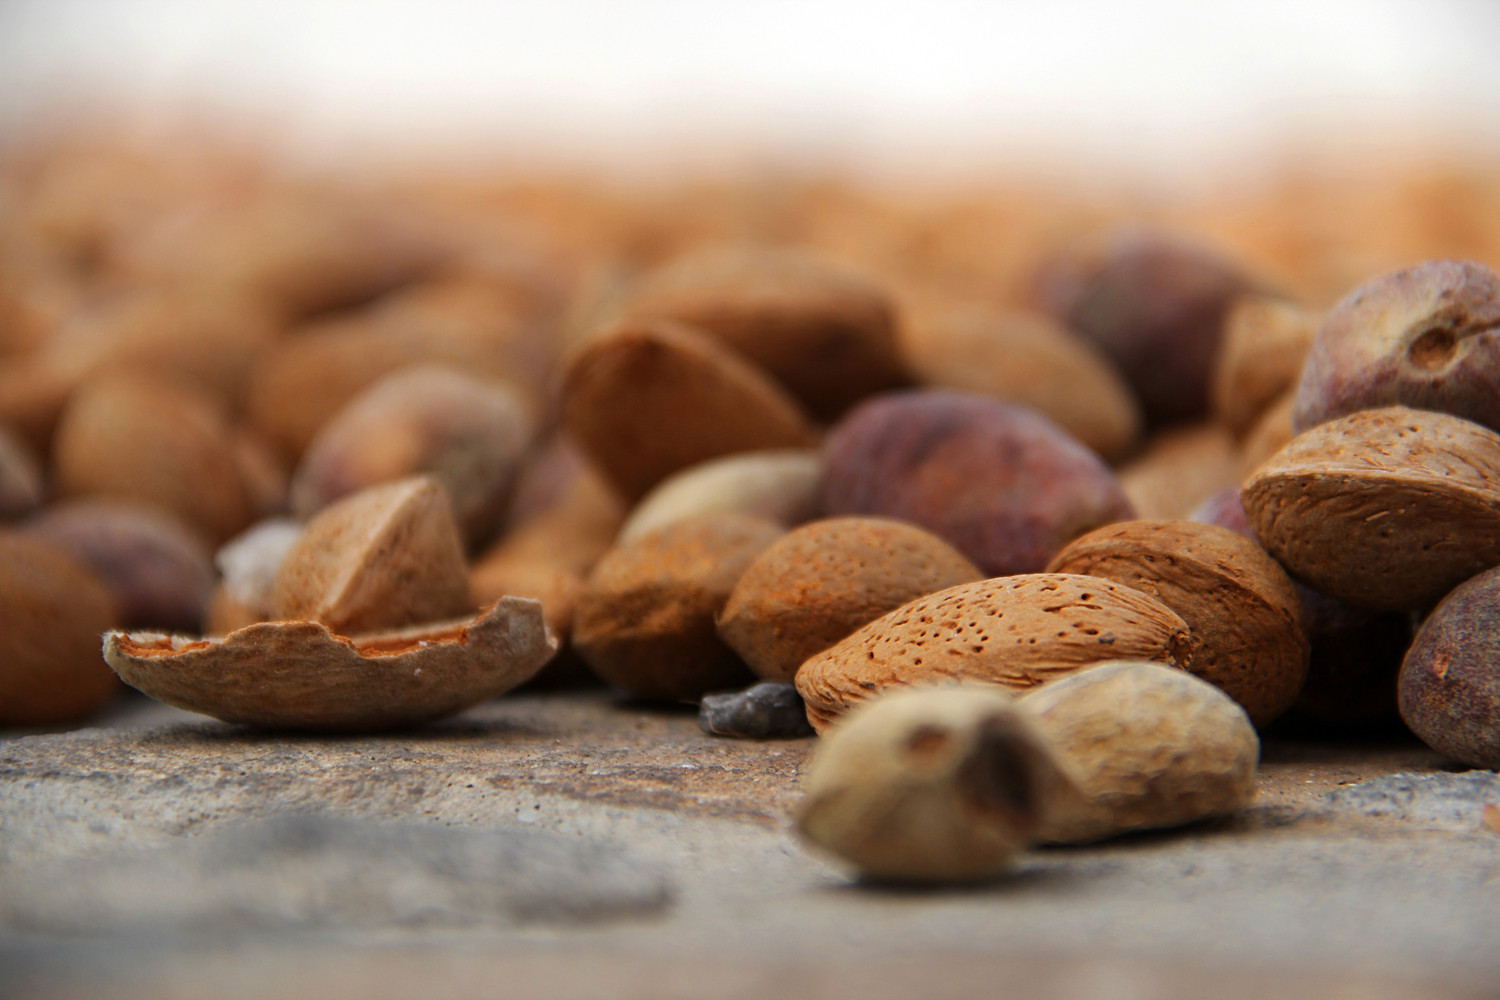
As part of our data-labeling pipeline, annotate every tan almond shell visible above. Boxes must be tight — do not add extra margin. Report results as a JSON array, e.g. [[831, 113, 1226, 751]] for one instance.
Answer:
[[1242, 405, 1500, 610], [794, 573, 1194, 734], [103, 596, 556, 732], [1018, 661, 1258, 843], [718, 516, 983, 683], [271, 476, 473, 635], [1118, 423, 1239, 521], [560, 321, 818, 501], [1045, 520, 1308, 726]]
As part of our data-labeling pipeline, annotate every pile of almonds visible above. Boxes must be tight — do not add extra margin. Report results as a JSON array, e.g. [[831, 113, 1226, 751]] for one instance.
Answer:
[[4, 132, 1500, 882]]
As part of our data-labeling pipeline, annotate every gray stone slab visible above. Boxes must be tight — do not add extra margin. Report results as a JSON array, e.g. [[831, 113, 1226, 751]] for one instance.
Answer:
[[1, 813, 672, 935], [1, 694, 1498, 1000]]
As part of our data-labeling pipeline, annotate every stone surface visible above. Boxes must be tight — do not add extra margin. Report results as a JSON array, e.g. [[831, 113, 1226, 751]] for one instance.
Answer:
[[1, 814, 671, 934], [1324, 771, 1500, 830], [2, 694, 1499, 1000]]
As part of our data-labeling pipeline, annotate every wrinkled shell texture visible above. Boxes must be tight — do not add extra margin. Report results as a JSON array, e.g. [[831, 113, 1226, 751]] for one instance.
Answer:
[[1294, 260, 1500, 433], [1398, 566, 1500, 768], [898, 303, 1142, 461], [795, 573, 1193, 733], [618, 448, 822, 544], [621, 246, 907, 420], [572, 513, 785, 701], [822, 390, 1134, 577], [1243, 406, 1500, 610], [104, 597, 555, 732], [561, 321, 817, 501], [795, 685, 1068, 882], [271, 476, 472, 634], [0, 532, 119, 724], [718, 517, 983, 683], [1045, 520, 1308, 727], [1019, 661, 1258, 843], [291, 364, 533, 543]]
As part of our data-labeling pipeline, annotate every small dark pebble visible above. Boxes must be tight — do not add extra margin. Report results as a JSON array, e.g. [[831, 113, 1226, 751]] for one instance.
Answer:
[[699, 682, 815, 739]]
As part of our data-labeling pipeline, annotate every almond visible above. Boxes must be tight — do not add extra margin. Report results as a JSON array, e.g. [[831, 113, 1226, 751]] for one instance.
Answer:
[[899, 300, 1142, 462], [271, 476, 472, 634], [1118, 423, 1239, 520], [618, 448, 822, 544], [52, 373, 251, 544], [795, 684, 1075, 882], [1018, 661, 1258, 843], [718, 517, 982, 683], [618, 245, 906, 420], [1211, 295, 1319, 439], [1045, 519, 1308, 726], [290, 364, 533, 544], [795, 573, 1194, 733], [572, 513, 785, 701], [560, 321, 817, 501], [0, 532, 119, 725], [103, 597, 555, 732], [1242, 405, 1500, 610]]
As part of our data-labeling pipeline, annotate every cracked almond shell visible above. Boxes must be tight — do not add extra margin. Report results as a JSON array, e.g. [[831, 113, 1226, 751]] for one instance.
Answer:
[[103, 596, 555, 732], [794, 573, 1194, 733], [1242, 405, 1500, 610], [1045, 520, 1308, 727]]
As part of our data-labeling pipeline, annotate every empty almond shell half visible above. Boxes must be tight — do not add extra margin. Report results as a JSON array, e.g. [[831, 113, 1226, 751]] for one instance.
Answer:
[[103, 596, 556, 732]]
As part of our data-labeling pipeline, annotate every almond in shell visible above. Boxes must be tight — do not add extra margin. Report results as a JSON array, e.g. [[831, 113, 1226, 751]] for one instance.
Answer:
[[1045, 519, 1308, 726], [795, 573, 1194, 733], [1242, 405, 1500, 610], [560, 321, 817, 502]]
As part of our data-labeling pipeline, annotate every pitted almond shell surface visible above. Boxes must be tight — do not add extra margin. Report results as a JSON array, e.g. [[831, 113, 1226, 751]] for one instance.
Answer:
[[271, 476, 472, 634], [1242, 405, 1500, 610], [560, 321, 818, 501], [794, 573, 1194, 733], [104, 596, 555, 731], [718, 516, 983, 683], [1045, 520, 1308, 726]]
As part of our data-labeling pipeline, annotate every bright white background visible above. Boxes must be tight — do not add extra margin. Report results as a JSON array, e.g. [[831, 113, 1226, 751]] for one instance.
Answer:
[[2, 0, 1499, 173]]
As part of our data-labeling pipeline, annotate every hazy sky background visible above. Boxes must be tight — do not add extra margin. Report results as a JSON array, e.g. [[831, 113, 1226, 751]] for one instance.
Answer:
[[3, 0, 1499, 174]]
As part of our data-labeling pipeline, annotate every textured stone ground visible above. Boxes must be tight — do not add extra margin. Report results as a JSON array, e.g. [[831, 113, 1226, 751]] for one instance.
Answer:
[[2, 691, 1498, 999]]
